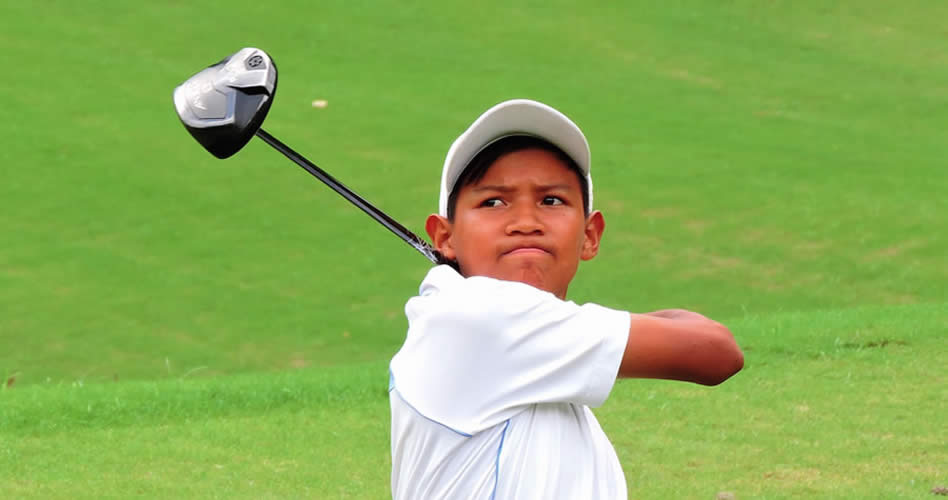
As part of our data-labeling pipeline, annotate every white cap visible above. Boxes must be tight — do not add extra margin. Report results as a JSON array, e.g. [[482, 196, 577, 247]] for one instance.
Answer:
[[438, 99, 592, 217]]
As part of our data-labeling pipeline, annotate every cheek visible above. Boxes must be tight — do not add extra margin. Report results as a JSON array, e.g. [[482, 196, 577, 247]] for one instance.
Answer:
[[554, 217, 589, 252], [450, 221, 493, 263]]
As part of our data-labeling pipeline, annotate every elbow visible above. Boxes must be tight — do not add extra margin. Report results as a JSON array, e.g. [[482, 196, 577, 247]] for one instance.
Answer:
[[710, 346, 744, 386], [697, 323, 744, 386]]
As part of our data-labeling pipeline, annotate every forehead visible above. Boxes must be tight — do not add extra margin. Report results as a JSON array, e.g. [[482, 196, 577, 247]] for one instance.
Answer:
[[472, 147, 581, 187]]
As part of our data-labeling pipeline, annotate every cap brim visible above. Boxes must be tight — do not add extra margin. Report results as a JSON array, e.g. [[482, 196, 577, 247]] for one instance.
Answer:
[[439, 99, 592, 216]]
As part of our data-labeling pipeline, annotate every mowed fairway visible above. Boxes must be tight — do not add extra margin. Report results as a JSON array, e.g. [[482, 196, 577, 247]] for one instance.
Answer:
[[1, 1, 945, 498]]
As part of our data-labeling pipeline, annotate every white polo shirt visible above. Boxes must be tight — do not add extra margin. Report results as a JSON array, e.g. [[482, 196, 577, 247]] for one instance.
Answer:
[[389, 265, 631, 499]]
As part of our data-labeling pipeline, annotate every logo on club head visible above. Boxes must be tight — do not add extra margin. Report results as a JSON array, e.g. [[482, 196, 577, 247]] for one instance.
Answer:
[[245, 54, 266, 70]]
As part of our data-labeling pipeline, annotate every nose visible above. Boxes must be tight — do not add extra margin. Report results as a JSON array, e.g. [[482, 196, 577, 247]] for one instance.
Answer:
[[505, 202, 544, 235]]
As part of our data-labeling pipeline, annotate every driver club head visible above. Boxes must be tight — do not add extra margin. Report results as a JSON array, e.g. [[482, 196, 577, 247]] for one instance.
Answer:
[[173, 48, 278, 159]]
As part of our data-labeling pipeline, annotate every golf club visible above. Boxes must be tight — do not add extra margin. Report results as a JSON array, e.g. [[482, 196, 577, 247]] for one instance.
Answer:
[[172, 47, 444, 265]]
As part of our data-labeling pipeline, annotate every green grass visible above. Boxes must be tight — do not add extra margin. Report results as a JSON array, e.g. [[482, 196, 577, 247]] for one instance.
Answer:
[[1, 0, 945, 497], [2, 304, 944, 498], [1, 363, 390, 498]]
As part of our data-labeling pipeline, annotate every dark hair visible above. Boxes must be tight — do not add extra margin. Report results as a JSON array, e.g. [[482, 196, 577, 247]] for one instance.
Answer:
[[446, 135, 589, 220]]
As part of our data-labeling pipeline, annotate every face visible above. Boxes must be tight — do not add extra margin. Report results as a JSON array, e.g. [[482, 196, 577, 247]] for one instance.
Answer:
[[426, 148, 605, 299]]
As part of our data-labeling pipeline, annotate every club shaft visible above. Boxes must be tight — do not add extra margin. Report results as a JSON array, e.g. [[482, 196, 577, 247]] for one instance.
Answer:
[[254, 129, 441, 264]]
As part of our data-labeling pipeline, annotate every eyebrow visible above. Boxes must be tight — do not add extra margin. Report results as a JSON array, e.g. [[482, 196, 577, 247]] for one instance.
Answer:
[[470, 184, 575, 193]]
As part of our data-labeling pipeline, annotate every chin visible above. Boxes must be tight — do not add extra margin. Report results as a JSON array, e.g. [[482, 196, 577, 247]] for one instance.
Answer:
[[508, 266, 551, 292], [461, 263, 562, 295]]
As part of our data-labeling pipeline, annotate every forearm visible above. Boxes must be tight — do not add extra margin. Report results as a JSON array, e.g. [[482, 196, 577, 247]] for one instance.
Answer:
[[620, 312, 744, 385], [644, 309, 711, 321]]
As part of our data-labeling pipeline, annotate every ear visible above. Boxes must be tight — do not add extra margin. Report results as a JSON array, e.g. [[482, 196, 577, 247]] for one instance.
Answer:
[[580, 210, 605, 261], [425, 214, 457, 261]]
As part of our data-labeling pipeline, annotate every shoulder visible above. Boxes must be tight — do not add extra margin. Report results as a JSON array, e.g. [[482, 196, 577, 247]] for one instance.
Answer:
[[406, 265, 579, 331], [417, 265, 558, 302]]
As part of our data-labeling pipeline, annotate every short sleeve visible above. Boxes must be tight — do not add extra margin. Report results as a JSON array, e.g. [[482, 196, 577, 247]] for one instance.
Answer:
[[389, 266, 630, 434]]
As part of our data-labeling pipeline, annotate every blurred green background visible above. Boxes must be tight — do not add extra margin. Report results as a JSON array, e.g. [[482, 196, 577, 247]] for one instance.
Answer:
[[1, 1, 945, 498], [3, 1, 943, 384]]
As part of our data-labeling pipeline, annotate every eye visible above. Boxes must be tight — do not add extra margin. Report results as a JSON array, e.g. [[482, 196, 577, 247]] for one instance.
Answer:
[[541, 196, 565, 206], [480, 198, 504, 208]]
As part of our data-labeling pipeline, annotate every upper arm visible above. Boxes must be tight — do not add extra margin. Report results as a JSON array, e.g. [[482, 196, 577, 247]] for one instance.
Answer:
[[618, 313, 744, 385], [394, 284, 629, 433]]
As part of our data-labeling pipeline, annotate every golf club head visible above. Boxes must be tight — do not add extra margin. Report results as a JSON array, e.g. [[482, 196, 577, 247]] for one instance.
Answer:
[[173, 48, 277, 159]]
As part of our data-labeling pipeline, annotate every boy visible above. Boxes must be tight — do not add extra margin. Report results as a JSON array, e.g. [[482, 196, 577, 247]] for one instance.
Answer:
[[389, 99, 744, 499]]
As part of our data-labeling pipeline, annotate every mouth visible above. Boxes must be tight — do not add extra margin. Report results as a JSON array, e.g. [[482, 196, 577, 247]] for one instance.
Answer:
[[502, 246, 552, 257]]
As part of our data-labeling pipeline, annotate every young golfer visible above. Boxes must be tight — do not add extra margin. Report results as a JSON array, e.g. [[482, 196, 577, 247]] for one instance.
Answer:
[[389, 99, 744, 499]]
